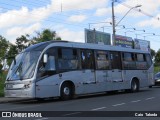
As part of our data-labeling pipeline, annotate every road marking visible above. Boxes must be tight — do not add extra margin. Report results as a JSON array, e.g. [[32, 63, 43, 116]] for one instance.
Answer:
[[62, 112, 81, 116], [145, 97, 155, 100], [112, 103, 125, 107], [35, 118, 48, 120], [91, 107, 106, 111], [131, 100, 141, 103]]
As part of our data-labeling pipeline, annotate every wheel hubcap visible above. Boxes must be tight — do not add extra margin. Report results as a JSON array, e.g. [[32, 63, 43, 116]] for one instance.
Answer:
[[133, 82, 137, 91], [63, 87, 70, 95]]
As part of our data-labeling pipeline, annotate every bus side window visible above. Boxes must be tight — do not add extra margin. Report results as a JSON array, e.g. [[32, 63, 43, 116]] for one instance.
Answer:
[[58, 48, 78, 70], [96, 51, 110, 70], [123, 52, 135, 61], [136, 53, 147, 69], [122, 52, 136, 69], [110, 51, 122, 69], [132, 53, 135, 61], [81, 50, 86, 69], [37, 47, 56, 78], [37, 58, 45, 74], [80, 50, 94, 69]]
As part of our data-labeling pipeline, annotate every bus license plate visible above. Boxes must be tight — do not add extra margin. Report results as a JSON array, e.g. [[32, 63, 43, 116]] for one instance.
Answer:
[[6, 84, 13, 89]]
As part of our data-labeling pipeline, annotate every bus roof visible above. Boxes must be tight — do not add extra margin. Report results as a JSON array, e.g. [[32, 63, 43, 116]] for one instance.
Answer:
[[24, 40, 68, 52], [24, 40, 150, 54]]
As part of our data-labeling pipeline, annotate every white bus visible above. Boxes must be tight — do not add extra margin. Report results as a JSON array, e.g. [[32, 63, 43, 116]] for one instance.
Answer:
[[5, 41, 154, 100]]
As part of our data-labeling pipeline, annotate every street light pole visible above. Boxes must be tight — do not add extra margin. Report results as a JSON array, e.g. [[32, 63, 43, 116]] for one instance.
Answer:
[[111, 1, 141, 45], [112, 1, 116, 45], [115, 5, 141, 26]]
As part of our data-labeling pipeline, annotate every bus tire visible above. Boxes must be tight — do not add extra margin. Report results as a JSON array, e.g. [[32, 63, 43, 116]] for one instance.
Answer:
[[36, 98, 45, 102], [60, 83, 73, 100], [131, 79, 139, 92]]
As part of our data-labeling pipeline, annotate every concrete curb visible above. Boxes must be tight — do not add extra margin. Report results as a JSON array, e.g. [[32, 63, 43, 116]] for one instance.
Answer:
[[0, 97, 33, 104]]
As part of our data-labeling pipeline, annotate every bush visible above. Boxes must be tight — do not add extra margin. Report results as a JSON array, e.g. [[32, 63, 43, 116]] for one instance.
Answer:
[[154, 66, 160, 73], [0, 64, 2, 73], [0, 72, 7, 97]]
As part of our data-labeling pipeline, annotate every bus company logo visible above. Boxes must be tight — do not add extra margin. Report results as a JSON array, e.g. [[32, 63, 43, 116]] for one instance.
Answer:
[[2, 112, 11, 117]]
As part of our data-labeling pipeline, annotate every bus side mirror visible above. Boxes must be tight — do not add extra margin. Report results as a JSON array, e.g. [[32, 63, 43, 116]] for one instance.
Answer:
[[43, 54, 48, 63]]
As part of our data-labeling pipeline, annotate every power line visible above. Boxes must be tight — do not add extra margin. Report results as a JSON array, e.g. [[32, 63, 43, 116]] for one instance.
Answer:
[[0, 0, 96, 30], [0, 6, 88, 28], [0, 1, 93, 16], [116, 1, 160, 21], [0, 1, 112, 29], [13, 0, 50, 7], [1, 0, 160, 24], [1, 1, 160, 44]]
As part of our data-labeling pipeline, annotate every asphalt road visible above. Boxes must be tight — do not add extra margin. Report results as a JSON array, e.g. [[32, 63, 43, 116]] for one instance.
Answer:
[[0, 86, 160, 120]]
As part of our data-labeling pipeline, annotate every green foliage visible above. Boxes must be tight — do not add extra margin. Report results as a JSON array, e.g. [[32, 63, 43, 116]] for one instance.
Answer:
[[0, 64, 2, 73], [154, 66, 160, 73], [0, 72, 6, 97], [150, 48, 156, 58], [7, 44, 18, 66], [0, 35, 9, 64], [16, 35, 29, 52], [33, 29, 61, 43], [155, 49, 160, 66]]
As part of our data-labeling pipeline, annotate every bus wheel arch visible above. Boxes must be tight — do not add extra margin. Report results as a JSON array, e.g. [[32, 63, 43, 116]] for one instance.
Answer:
[[60, 80, 75, 100], [130, 77, 140, 92]]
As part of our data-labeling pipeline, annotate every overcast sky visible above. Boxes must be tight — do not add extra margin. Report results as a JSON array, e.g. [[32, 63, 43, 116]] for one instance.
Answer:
[[0, 0, 160, 51]]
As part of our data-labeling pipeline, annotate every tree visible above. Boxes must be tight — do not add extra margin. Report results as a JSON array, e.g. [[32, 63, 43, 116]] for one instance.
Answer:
[[0, 64, 2, 73], [7, 44, 18, 66], [0, 35, 9, 65], [155, 49, 160, 66], [150, 48, 156, 59], [33, 29, 61, 43], [16, 35, 29, 52]]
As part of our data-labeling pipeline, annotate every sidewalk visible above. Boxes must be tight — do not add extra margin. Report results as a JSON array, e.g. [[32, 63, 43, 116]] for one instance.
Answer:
[[0, 97, 32, 104]]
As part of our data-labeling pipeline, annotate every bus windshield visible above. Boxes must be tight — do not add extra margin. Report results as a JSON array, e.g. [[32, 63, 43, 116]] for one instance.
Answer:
[[7, 51, 41, 80]]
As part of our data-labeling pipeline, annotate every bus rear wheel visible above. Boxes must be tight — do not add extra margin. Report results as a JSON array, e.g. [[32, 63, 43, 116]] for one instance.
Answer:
[[60, 83, 73, 100], [131, 79, 139, 92]]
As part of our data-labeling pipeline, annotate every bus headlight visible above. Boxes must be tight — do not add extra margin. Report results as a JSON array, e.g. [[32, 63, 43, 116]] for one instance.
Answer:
[[24, 84, 31, 89], [156, 79, 160, 82]]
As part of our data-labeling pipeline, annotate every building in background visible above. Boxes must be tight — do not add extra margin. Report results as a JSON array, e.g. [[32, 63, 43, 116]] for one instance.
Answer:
[[134, 39, 150, 52], [85, 29, 111, 45]]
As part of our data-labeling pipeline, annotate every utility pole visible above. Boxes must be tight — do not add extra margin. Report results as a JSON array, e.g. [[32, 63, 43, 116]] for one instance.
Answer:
[[111, 0, 141, 46], [112, 1, 116, 46]]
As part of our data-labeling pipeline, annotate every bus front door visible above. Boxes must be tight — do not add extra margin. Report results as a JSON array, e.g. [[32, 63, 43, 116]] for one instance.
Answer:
[[110, 52, 123, 88]]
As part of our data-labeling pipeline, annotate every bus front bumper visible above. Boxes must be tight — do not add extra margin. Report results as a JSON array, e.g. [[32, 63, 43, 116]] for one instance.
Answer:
[[4, 89, 34, 98]]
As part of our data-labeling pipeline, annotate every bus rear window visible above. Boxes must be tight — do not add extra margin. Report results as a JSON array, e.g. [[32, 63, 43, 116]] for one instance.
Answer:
[[146, 54, 152, 68]]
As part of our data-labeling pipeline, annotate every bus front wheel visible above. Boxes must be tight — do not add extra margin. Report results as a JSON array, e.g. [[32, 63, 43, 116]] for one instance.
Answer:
[[60, 83, 73, 100]]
